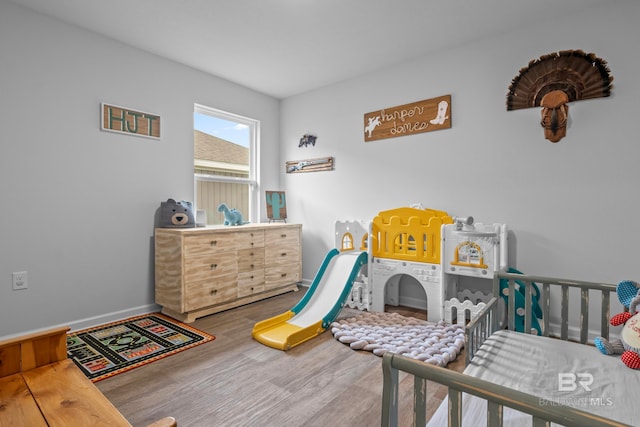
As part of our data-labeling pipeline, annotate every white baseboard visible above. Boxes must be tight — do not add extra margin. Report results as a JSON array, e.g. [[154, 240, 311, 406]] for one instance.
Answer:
[[67, 304, 162, 332], [546, 321, 605, 344], [298, 279, 311, 288], [397, 296, 427, 311], [0, 304, 161, 341]]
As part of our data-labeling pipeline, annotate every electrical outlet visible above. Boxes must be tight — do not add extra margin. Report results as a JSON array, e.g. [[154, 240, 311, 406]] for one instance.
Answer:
[[12, 271, 28, 290]]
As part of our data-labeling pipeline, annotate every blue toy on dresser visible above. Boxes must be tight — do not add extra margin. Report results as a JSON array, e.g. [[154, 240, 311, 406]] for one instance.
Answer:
[[217, 203, 249, 226]]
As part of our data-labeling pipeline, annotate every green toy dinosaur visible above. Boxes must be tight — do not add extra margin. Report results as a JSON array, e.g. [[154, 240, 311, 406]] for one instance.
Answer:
[[217, 203, 249, 226]]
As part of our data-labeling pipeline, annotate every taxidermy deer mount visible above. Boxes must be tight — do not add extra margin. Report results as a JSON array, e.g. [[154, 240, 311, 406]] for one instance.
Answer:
[[506, 50, 613, 143]]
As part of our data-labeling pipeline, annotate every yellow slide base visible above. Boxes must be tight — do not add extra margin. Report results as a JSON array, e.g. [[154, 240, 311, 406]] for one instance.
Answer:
[[252, 314, 325, 351]]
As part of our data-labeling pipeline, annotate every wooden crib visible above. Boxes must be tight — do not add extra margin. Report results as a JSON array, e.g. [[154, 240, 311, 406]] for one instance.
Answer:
[[381, 271, 637, 427]]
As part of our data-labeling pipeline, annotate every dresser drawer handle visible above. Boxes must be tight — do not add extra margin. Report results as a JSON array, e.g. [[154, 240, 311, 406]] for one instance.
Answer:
[[250, 233, 254, 237], [251, 242, 254, 246], [250, 286, 254, 292], [210, 289, 217, 295], [210, 240, 217, 246], [250, 252, 254, 256], [281, 273, 287, 278], [250, 275, 254, 279], [280, 234, 287, 238], [280, 252, 287, 257], [250, 264, 254, 269], [210, 263, 218, 269]]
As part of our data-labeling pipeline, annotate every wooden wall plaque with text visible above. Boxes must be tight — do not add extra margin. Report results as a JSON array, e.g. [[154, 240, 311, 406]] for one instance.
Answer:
[[101, 103, 161, 139], [364, 95, 451, 142]]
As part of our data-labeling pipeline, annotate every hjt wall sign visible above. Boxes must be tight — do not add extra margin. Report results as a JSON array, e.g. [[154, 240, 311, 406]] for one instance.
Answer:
[[101, 103, 161, 139], [364, 94, 451, 142]]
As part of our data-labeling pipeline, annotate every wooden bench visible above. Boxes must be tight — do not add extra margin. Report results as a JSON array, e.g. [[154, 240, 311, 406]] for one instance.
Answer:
[[0, 326, 177, 427]]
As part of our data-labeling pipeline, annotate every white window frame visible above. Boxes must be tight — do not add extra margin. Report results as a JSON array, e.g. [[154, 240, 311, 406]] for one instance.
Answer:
[[194, 103, 260, 223]]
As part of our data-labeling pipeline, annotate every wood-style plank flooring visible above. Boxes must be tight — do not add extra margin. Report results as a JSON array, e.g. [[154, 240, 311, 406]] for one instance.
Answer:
[[96, 288, 465, 427]]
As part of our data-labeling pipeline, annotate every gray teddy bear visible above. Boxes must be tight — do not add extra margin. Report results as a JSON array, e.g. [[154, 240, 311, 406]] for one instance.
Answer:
[[159, 199, 195, 228]]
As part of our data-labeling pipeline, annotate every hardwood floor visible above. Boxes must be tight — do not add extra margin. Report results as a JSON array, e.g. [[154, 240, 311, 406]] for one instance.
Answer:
[[97, 288, 465, 427]]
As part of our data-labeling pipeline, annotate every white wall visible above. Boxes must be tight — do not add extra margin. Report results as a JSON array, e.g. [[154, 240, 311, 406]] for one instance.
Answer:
[[281, 2, 639, 315], [2, 1, 637, 338], [0, 1, 280, 337]]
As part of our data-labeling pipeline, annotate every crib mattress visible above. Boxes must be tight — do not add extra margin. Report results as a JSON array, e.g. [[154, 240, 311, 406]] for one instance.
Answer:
[[428, 330, 640, 426]]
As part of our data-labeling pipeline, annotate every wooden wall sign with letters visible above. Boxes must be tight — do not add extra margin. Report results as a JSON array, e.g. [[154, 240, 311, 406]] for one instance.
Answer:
[[101, 103, 161, 139], [363, 94, 451, 142]]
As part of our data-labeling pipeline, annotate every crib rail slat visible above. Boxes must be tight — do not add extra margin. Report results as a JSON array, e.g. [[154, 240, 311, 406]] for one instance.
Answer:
[[524, 280, 533, 336], [414, 377, 427, 426], [581, 288, 589, 344], [486, 401, 502, 426], [448, 389, 462, 427], [542, 283, 550, 336], [561, 284, 569, 340], [381, 356, 398, 427], [602, 291, 610, 339], [532, 418, 550, 427], [507, 279, 516, 331]]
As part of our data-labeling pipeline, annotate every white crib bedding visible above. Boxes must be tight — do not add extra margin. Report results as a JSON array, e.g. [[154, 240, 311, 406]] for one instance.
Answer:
[[427, 330, 640, 426]]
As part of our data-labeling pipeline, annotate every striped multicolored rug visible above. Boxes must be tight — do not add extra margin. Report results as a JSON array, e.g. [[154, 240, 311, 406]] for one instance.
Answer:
[[66, 313, 214, 382]]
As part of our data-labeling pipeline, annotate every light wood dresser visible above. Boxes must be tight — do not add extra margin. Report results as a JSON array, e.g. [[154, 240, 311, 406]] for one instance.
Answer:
[[155, 223, 301, 322]]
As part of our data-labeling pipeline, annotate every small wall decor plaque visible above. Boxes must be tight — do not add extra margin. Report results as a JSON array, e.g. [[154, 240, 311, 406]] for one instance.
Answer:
[[299, 134, 317, 147], [101, 103, 161, 139], [266, 191, 287, 222], [364, 95, 451, 142], [286, 157, 334, 173]]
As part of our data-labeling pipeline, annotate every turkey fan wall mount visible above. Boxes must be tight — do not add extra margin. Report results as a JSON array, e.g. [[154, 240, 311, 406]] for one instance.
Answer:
[[506, 50, 613, 143]]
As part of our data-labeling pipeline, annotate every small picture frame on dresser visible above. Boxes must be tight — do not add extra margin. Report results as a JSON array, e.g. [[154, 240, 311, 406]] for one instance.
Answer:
[[265, 191, 287, 223]]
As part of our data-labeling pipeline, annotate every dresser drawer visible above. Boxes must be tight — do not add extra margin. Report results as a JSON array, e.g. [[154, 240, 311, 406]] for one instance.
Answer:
[[265, 265, 300, 290], [184, 277, 237, 311], [265, 246, 300, 266], [237, 271, 265, 297], [237, 248, 265, 272], [184, 251, 237, 282], [184, 233, 236, 257], [236, 230, 264, 250], [265, 228, 299, 248]]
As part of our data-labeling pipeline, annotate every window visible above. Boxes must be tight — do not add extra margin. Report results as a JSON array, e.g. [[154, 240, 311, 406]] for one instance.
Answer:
[[194, 104, 259, 225], [341, 233, 354, 251]]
